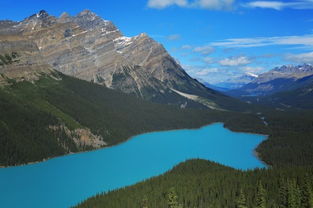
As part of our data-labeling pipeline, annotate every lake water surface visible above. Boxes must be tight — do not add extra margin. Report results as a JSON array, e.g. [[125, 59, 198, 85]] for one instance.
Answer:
[[0, 123, 266, 208]]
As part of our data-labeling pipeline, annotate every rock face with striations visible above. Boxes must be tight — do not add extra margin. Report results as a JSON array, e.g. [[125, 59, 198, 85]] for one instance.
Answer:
[[0, 10, 233, 109]]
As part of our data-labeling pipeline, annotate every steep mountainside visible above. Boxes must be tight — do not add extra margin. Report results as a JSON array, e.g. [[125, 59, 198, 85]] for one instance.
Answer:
[[229, 64, 313, 97], [0, 10, 254, 166], [0, 63, 225, 166], [0, 10, 240, 110]]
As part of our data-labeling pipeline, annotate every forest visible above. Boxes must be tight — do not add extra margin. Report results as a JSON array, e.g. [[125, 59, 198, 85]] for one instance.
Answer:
[[75, 160, 313, 208], [74, 105, 313, 207]]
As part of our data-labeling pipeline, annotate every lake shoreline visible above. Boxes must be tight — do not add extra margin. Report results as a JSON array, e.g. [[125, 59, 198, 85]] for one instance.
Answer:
[[0, 122, 268, 169], [0, 122, 268, 208]]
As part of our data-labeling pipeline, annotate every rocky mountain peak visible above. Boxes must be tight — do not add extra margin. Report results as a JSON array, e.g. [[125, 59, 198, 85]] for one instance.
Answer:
[[71, 9, 114, 31], [0, 10, 230, 109], [77, 9, 97, 17], [272, 64, 313, 74], [20, 10, 57, 32], [59, 12, 70, 19], [58, 12, 71, 23], [37, 10, 49, 18], [138, 32, 148, 37], [26, 10, 50, 21]]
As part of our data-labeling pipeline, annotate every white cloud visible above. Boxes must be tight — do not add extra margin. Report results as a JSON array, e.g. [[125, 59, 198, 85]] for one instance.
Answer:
[[195, 68, 219, 76], [244, 0, 313, 10], [219, 56, 251, 66], [147, 0, 235, 10], [181, 44, 193, 49], [241, 66, 264, 73], [211, 34, 313, 48], [183, 64, 253, 84], [147, 0, 313, 10], [166, 34, 181, 40], [286, 51, 313, 64], [147, 0, 188, 9], [245, 1, 286, 10], [192, 0, 235, 10], [203, 57, 214, 64], [193, 45, 215, 55]]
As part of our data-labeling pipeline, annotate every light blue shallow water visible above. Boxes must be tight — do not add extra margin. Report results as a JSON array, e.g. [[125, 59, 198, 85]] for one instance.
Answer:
[[0, 123, 266, 208]]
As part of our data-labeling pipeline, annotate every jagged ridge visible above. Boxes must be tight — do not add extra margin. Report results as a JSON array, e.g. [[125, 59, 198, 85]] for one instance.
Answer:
[[0, 10, 240, 110]]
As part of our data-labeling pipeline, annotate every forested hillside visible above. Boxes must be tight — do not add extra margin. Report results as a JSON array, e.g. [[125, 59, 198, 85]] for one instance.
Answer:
[[74, 106, 313, 208], [75, 159, 313, 208], [2, 70, 313, 169], [0, 72, 222, 166]]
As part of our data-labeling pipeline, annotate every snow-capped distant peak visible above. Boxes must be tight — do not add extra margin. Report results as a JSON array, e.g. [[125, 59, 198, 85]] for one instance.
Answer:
[[245, 72, 258, 78]]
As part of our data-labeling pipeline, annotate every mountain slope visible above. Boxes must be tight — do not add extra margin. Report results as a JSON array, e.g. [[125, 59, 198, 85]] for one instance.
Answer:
[[0, 10, 242, 110], [0, 63, 227, 166], [229, 64, 313, 97], [248, 75, 313, 109]]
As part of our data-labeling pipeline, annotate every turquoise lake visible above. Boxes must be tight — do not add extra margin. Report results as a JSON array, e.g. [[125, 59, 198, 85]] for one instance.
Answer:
[[0, 123, 267, 208]]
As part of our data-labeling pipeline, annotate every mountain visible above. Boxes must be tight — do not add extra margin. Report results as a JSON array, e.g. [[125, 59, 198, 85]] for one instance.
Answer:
[[0, 10, 252, 166], [0, 60, 224, 166], [228, 64, 313, 97], [213, 72, 258, 90], [0, 10, 240, 110], [248, 74, 313, 109]]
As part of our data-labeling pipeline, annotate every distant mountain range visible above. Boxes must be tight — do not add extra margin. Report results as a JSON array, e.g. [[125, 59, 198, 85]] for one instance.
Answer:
[[228, 64, 313, 97], [208, 72, 258, 91], [225, 64, 313, 109], [244, 74, 313, 109], [0, 10, 243, 110]]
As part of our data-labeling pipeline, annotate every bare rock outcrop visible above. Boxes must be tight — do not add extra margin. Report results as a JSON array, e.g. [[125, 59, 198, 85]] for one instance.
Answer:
[[0, 10, 226, 108]]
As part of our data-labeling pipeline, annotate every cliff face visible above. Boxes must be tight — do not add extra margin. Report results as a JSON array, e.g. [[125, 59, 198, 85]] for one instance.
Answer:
[[0, 10, 233, 109]]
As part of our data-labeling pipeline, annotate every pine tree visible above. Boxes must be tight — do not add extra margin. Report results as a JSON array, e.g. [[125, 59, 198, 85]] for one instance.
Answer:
[[307, 178, 313, 208], [287, 179, 301, 208], [237, 189, 248, 208], [301, 175, 313, 208], [168, 187, 183, 208], [256, 181, 266, 208], [309, 191, 313, 208], [141, 196, 149, 208], [279, 181, 288, 208], [301, 176, 311, 208]]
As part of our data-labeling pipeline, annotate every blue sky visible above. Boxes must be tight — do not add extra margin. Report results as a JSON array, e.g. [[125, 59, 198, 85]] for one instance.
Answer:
[[1, 0, 313, 84]]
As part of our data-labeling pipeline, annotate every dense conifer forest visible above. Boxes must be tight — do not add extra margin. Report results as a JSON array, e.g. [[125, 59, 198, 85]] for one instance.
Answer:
[[0, 73, 219, 166], [71, 79, 313, 207], [75, 160, 313, 208]]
